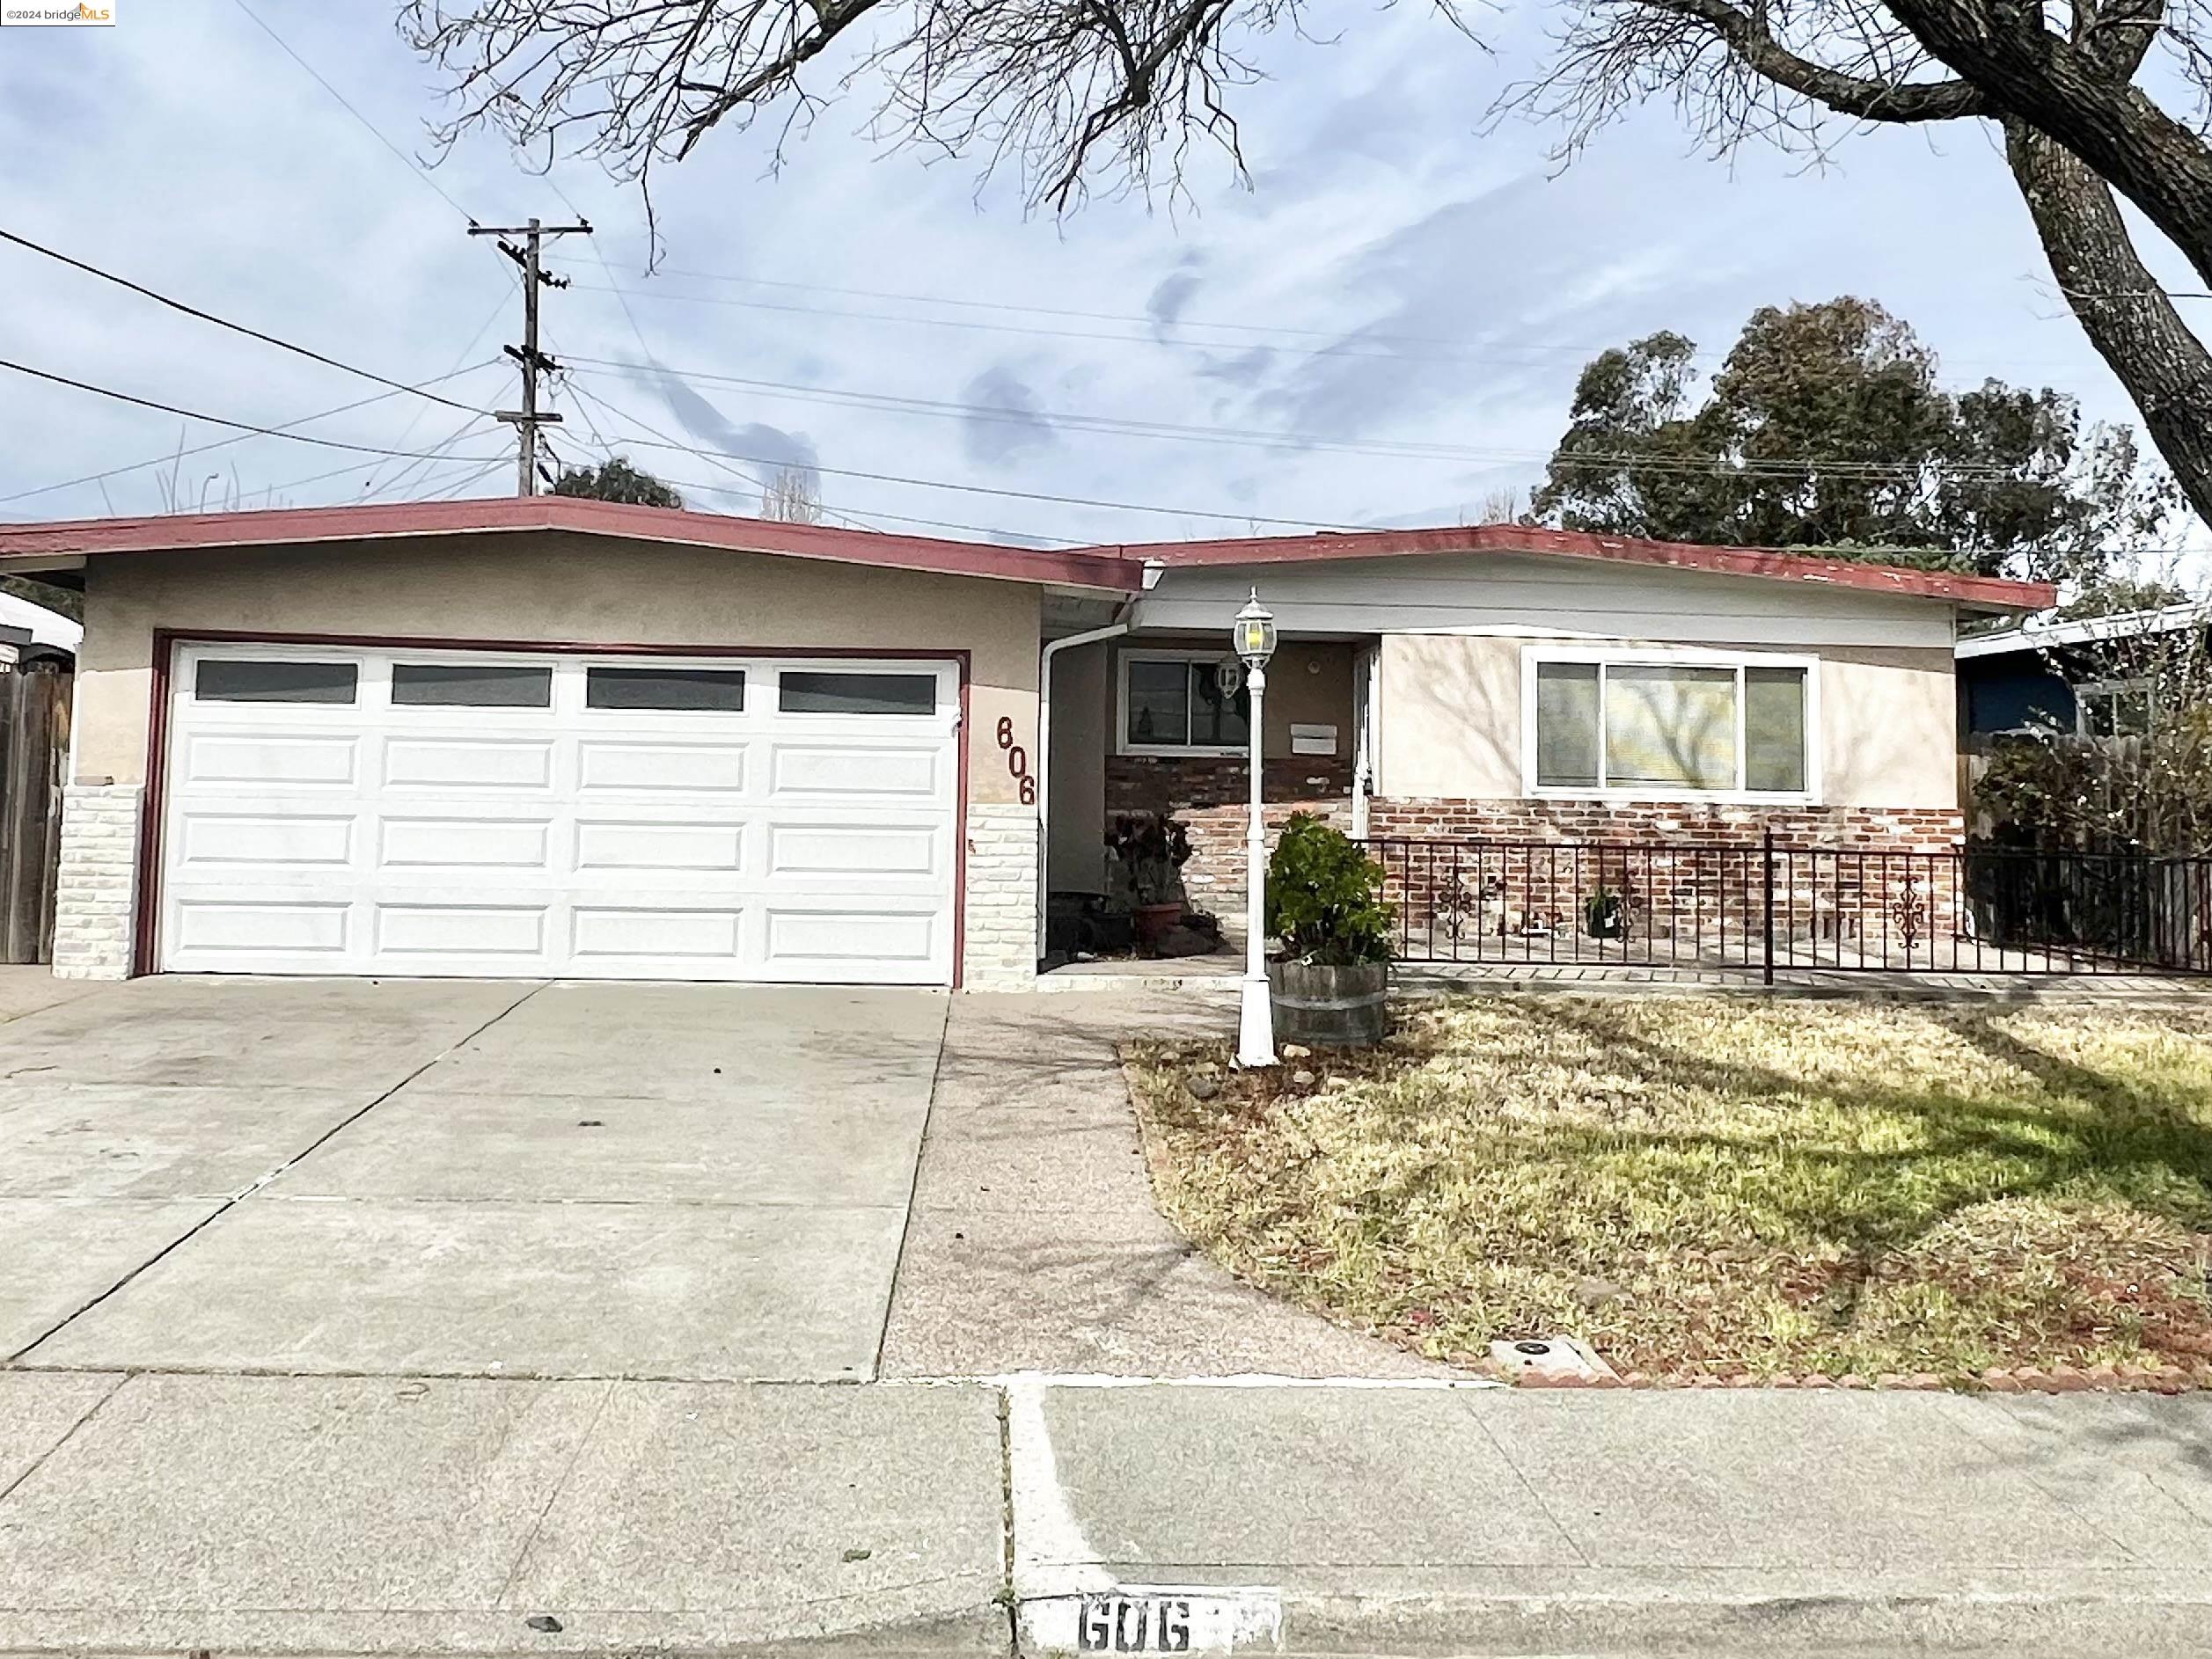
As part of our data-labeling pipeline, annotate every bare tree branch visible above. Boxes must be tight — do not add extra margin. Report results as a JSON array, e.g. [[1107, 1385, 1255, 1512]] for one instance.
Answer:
[[399, 0, 1307, 218]]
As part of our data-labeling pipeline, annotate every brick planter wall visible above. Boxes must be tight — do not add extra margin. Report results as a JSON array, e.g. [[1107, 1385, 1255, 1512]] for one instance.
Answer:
[[1365, 798, 1968, 964], [1105, 753, 1355, 920]]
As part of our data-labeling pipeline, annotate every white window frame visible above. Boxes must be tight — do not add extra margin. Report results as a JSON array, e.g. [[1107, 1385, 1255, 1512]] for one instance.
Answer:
[[2075, 676, 2155, 739], [1116, 647, 1253, 757], [1520, 645, 1823, 805]]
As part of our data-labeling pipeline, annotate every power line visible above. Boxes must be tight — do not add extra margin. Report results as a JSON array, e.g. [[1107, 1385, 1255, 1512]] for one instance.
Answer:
[[564, 354, 2067, 485], [0, 228, 490, 416], [560, 379, 896, 537], [0, 357, 510, 464], [637, 263, 1583, 356], [537, 188, 903, 537], [355, 294, 515, 500], [598, 252, 2113, 378], [553, 390, 1080, 544], [0, 359, 506, 508], [216, 427, 503, 510], [567, 280, 1581, 368], [554, 411, 1375, 530], [421, 457, 515, 501], [571, 276, 2106, 383], [227, 0, 478, 224], [351, 412, 504, 501]]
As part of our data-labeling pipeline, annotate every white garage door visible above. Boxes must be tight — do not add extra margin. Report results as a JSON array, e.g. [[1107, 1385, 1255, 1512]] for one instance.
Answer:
[[156, 642, 962, 983]]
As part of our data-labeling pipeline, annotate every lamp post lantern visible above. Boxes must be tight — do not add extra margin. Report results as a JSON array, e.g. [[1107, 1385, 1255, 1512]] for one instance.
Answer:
[[1233, 589, 1278, 1068]]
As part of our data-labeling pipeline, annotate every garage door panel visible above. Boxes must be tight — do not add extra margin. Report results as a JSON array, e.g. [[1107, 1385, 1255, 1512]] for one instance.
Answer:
[[172, 811, 356, 869], [378, 816, 554, 870], [568, 905, 746, 962], [576, 740, 750, 795], [574, 819, 746, 873], [764, 906, 942, 976], [171, 899, 353, 956], [160, 647, 962, 984], [769, 743, 943, 800], [767, 822, 943, 878], [373, 903, 549, 958], [383, 737, 555, 791], [184, 731, 359, 787]]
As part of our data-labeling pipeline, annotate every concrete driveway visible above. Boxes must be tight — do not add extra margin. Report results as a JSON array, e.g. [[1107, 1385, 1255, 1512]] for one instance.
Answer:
[[0, 974, 946, 1380]]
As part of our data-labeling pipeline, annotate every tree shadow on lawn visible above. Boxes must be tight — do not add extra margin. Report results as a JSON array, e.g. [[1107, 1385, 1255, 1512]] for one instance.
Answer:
[[1320, 999, 2212, 1369], [1500, 1000, 2212, 1238]]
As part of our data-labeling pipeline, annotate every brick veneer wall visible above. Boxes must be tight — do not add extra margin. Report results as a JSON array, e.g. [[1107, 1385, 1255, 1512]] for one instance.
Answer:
[[963, 800, 1039, 988], [1365, 797, 1968, 962], [51, 784, 142, 980], [1366, 798, 1966, 848], [1105, 752, 1356, 919]]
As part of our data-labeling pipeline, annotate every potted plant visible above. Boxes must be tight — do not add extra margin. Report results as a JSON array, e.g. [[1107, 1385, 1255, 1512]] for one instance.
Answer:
[[1263, 813, 1394, 1047], [1105, 813, 1193, 946], [1585, 886, 1627, 939]]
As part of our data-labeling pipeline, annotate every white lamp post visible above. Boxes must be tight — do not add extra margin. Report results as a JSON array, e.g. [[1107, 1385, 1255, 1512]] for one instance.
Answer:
[[1233, 589, 1278, 1068]]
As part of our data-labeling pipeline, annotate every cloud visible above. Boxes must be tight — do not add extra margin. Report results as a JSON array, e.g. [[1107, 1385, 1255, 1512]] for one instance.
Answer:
[[1146, 263, 1205, 338], [647, 368, 821, 500], [958, 365, 1057, 465]]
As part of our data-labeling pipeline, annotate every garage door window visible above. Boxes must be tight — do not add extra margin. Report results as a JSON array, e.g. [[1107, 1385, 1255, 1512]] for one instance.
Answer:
[[194, 659, 359, 705], [779, 670, 935, 715], [391, 662, 554, 707], [586, 665, 747, 711]]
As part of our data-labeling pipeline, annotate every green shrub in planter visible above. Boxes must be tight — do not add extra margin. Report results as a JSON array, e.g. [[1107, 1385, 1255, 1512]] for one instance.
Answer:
[[1265, 813, 1393, 966], [1265, 815, 1393, 1047]]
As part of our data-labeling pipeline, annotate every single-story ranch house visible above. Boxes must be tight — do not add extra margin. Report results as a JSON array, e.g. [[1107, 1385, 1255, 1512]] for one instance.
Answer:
[[0, 499, 2052, 988]]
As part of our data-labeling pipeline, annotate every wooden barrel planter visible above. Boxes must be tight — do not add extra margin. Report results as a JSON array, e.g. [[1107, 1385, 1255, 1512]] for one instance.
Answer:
[[1269, 960, 1388, 1048]]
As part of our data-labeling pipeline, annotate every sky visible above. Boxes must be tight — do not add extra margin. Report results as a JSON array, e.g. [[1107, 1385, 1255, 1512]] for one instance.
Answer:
[[1, 0, 2206, 555]]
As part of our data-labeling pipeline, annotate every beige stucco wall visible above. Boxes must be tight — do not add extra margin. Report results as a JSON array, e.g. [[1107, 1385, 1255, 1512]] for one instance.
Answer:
[[1046, 639, 1111, 893], [1378, 633, 1958, 808], [70, 530, 1044, 800]]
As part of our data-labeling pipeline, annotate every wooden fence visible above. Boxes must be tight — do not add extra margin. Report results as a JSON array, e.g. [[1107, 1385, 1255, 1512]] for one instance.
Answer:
[[0, 668, 70, 964]]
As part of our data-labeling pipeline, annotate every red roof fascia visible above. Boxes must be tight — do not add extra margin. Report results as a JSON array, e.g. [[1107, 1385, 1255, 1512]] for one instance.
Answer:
[[0, 496, 1146, 592], [1088, 523, 2056, 611]]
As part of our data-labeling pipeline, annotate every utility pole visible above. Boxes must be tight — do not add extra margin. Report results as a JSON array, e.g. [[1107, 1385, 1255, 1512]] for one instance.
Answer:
[[469, 216, 591, 496]]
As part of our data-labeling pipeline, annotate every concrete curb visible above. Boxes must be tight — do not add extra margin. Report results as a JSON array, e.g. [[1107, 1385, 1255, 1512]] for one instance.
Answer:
[[1230, 1576, 2212, 1657]]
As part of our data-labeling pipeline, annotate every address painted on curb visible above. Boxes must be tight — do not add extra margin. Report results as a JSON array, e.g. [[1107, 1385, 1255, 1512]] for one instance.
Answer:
[[1022, 1587, 1284, 1655]]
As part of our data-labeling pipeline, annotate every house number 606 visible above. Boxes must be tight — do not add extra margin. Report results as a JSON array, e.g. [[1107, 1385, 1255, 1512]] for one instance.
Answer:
[[996, 716, 1036, 805]]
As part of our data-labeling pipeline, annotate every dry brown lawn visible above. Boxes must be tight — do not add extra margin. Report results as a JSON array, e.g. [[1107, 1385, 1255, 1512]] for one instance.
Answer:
[[1124, 996, 2212, 1381]]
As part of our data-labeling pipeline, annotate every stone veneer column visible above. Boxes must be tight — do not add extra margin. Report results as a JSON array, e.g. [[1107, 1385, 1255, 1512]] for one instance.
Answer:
[[50, 783, 143, 980], [962, 800, 1039, 989]]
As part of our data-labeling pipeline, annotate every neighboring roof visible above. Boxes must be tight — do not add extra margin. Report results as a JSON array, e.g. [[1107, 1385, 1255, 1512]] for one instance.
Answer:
[[0, 497, 1146, 594], [1092, 523, 2056, 613], [0, 500, 2058, 616], [0, 589, 83, 654], [1956, 600, 2212, 660]]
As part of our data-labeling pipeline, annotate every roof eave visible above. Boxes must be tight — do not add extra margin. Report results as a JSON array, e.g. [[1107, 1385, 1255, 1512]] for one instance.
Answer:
[[1091, 524, 2058, 612], [0, 498, 1145, 594]]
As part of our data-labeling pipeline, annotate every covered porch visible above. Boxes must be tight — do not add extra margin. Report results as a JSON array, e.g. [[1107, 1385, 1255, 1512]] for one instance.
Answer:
[[1038, 588, 1378, 965]]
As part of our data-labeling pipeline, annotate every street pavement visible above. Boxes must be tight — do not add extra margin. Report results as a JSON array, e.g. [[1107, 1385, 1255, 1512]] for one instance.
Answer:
[[4, 1371, 2212, 1655]]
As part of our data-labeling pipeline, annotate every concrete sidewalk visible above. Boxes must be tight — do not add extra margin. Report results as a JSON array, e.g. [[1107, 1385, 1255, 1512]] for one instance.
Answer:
[[881, 990, 1447, 1379], [7, 1371, 2212, 1657]]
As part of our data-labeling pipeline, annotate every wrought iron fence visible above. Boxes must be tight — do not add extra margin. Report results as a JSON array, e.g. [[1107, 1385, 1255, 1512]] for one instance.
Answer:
[[1360, 833, 2212, 978]]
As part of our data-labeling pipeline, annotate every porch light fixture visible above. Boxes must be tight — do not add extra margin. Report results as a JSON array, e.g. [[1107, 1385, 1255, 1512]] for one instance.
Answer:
[[1233, 589, 1277, 1069]]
